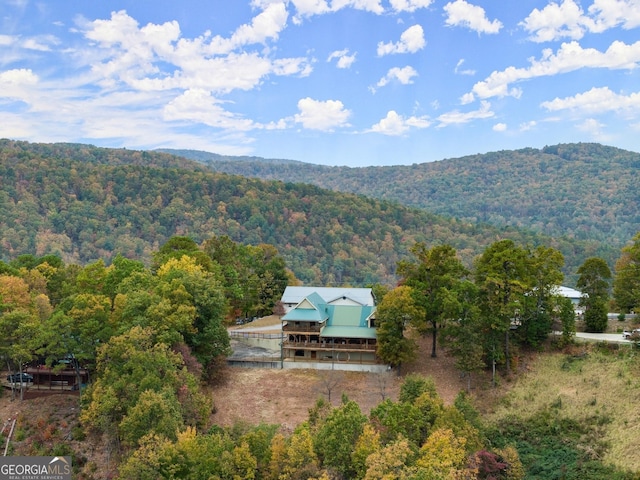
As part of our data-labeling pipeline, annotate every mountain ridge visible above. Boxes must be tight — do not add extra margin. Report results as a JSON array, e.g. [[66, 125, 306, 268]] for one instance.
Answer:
[[0, 139, 610, 286], [163, 142, 640, 251]]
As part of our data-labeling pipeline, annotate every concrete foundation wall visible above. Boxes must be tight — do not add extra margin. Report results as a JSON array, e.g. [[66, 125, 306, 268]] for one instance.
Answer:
[[282, 360, 389, 373], [231, 335, 281, 351]]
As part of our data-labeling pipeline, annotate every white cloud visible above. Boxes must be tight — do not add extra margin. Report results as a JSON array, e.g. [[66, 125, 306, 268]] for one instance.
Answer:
[[520, 0, 588, 42], [0, 68, 39, 86], [290, 0, 386, 22], [331, 0, 384, 14], [0, 6, 321, 150], [22, 34, 60, 52], [454, 58, 475, 76], [370, 110, 431, 135], [211, 2, 289, 52], [443, 0, 502, 34], [375, 66, 418, 89], [327, 49, 357, 68], [469, 40, 640, 100], [493, 122, 507, 132], [436, 100, 494, 126], [0, 35, 15, 46], [577, 117, 609, 140], [80, 9, 312, 94], [289, 0, 331, 21], [377, 25, 425, 56], [521, 0, 640, 43], [293, 97, 351, 130], [163, 89, 256, 131], [389, 0, 434, 12], [541, 86, 640, 114], [589, 0, 640, 31], [0, 68, 39, 101], [519, 120, 537, 131]]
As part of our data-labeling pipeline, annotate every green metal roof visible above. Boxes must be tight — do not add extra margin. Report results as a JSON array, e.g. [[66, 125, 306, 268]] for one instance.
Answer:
[[282, 308, 328, 322], [320, 326, 377, 339], [326, 305, 375, 328], [282, 292, 328, 322]]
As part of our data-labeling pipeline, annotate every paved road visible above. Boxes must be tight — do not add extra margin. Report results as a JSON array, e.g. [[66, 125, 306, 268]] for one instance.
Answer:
[[574, 332, 634, 344]]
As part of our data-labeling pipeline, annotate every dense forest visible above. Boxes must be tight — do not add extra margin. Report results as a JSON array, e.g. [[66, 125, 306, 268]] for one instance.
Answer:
[[162, 143, 640, 252], [1, 235, 638, 479], [2, 136, 639, 478], [0, 140, 614, 286]]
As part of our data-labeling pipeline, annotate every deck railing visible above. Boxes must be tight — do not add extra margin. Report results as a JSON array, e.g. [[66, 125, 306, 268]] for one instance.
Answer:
[[283, 325, 321, 333], [283, 341, 376, 351]]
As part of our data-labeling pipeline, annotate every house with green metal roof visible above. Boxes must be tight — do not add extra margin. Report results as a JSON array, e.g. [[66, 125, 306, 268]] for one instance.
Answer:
[[281, 291, 378, 366]]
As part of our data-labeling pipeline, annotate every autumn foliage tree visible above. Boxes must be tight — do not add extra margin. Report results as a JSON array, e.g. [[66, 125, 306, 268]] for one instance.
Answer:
[[375, 286, 421, 371], [577, 257, 612, 333], [397, 243, 469, 358], [613, 231, 640, 313]]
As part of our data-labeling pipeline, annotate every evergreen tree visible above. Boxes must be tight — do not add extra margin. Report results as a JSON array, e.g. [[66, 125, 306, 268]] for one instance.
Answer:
[[577, 257, 611, 333], [613, 232, 640, 313]]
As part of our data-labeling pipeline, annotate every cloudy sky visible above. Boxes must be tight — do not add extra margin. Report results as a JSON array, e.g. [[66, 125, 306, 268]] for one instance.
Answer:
[[1, 0, 639, 166]]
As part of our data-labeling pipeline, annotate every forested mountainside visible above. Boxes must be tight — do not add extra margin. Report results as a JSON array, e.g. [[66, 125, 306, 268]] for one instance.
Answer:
[[162, 143, 640, 250], [0, 139, 611, 286]]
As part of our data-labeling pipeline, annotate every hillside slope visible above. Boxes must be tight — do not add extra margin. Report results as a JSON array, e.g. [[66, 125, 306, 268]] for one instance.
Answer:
[[0, 140, 610, 285], [162, 143, 640, 250]]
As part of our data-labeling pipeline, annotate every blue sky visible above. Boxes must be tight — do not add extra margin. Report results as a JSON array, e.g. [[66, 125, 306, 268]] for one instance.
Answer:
[[1, 0, 639, 166]]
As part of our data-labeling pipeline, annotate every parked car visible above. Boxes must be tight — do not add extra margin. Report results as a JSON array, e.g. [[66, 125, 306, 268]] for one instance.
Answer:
[[6, 372, 33, 383], [622, 328, 640, 339]]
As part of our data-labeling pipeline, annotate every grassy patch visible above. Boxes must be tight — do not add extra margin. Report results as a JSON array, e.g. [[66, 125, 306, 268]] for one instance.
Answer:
[[485, 347, 640, 477]]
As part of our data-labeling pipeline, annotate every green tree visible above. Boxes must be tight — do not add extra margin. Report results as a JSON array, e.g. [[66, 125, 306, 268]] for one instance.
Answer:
[[375, 286, 420, 371], [556, 295, 576, 347], [577, 257, 612, 333], [36, 310, 92, 393], [398, 373, 438, 404], [235, 423, 279, 480], [153, 236, 214, 272], [414, 428, 468, 479], [369, 389, 443, 449], [203, 236, 289, 319], [119, 389, 183, 448], [397, 243, 468, 358], [518, 246, 564, 348], [248, 244, 290, 318], [283, 425, 321, 480], [81, 326, 211, 448], [313, 398, 367, 478], [66, 293, 115, 367], [76, 259, 109, 294], [0, 275, 41, 400], [613, 232, 640, 313], [103, 254, 145, 307], [0, 310, 40, 400], [362, 435, 415, 480], [156, 256, 231, 382], [351, 424, 381, 480], [117, 427, 236, 480], [440, 280, 485, 391], [474, 239, 530, 375]]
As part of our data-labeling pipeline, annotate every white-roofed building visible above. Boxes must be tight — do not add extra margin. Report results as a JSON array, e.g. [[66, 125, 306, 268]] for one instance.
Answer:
[[280, 286, 376, 312], [555, 285, 583, 314]]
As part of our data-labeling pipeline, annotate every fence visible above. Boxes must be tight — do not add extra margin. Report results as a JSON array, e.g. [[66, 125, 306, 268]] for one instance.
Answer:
[[229, 331, 282, 340]]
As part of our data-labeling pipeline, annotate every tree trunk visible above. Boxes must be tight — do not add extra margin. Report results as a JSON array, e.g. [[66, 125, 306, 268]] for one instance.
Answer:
[[431, 323, 437, 358], [505, 328, 510, 373]]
